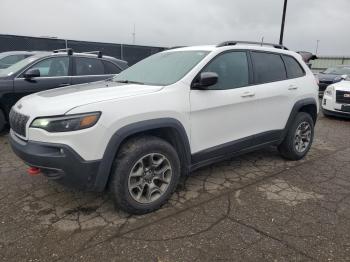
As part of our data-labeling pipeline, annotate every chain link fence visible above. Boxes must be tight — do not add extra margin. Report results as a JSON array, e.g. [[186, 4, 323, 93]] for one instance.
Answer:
[[0, 34, 166, 65]]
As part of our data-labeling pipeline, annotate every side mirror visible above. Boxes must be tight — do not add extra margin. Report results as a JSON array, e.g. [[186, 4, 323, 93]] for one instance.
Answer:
[[24, 68, 40, 79], [192, 72, 218, 89], [341, 74, 348, 80]]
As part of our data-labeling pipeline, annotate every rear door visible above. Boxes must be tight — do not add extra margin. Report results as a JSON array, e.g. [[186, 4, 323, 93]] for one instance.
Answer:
[[71, 57, 120, 85], [249, 51, 295, 136], [13, 56, 71, 100]]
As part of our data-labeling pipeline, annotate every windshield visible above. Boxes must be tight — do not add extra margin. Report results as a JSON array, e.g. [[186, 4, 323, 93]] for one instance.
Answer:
[[0, 56, 39, 77], [113, 50, 209, 86], [322, 66, 350, 75]]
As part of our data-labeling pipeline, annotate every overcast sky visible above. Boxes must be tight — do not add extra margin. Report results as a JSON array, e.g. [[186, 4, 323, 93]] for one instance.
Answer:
[[1, 0, 349, 56]]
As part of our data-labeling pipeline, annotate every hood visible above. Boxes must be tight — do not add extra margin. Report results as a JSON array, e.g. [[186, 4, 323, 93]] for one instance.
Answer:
[[331, 80, 350, 91], [15, 80, 164, 116], [318, 73, 342, 82]]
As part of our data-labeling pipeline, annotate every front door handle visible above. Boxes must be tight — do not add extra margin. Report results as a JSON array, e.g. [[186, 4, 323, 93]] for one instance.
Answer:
[[241, 91, 255, 98], [288, 85, 298, 90], [58, 83, 70, 87]]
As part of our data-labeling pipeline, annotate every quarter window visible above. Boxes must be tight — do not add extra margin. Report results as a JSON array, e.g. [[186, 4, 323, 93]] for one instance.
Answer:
[[103, 61, 121, 74], [202, 51, 249, 90], [28, 57, 69, 77], [74, 57, 104, 76], [282, 55, 305, 78], [251, 52, 287, 84]]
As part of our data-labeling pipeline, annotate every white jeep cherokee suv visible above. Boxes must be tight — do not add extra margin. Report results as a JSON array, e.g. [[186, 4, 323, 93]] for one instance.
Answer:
[[322, 78, 350, 119], [9, 41, 319, 214]]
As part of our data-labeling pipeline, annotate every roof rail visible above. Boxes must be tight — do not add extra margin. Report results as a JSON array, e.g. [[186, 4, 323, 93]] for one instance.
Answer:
[[53, 48, 73, 55], [81, 51, 103, 58], [217, 41, 288, 50]]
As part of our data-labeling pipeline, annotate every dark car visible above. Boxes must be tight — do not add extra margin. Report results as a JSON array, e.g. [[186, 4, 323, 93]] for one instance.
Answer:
[[0, 49, 128, 132], [317, 65, 350, 96], [0, 51, 39, 69]]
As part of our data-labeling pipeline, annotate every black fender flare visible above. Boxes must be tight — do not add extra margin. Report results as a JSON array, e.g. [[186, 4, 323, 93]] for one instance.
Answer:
[[282, 97, 318, 138], [93, 118, 191, 191]]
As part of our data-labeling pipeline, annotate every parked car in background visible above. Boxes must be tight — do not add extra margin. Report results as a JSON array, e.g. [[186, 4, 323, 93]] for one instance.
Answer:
[[0, 49, 128, 132], [322, 78, 350, 119], [0, 51, 38, 69], [317, 65, 350, 96], [9, 41, 319, 214]]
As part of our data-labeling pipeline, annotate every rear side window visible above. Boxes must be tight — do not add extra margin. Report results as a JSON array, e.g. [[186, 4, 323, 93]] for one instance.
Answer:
[[103, 61, 121, 74], [282, 55, 305, 79], [74, 57, 104, 76], [251, 52, 287, 84], [202, 51, 249, 90]]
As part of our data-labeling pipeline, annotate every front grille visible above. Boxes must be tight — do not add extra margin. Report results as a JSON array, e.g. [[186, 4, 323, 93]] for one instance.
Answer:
[[319, 80, 333, 85], [336, 90, 350, 105], [9, 109, 29, 137]]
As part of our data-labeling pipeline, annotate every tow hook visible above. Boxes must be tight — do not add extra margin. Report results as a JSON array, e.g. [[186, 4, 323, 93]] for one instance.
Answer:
[[27, 167, 41, 176]]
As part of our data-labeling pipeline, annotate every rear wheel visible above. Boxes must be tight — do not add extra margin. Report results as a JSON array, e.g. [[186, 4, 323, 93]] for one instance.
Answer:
[[109, 136, 181, 214], [278, 112, 314, 160], [0, 109, 5, 133]]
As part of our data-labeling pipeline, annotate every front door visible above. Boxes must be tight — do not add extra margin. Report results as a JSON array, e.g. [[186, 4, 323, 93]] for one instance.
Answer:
[[14, 56, 71, 103], [190, 51, 257, 155]]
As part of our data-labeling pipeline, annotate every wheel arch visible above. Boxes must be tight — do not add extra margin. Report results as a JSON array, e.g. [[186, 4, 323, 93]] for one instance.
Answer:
[[93, 118, 191, 191], [283, 98, 318, 138]]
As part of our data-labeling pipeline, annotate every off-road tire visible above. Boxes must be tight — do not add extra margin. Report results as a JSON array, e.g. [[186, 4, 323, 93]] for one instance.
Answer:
[[110, 135, 181, 215], [278, 112, 314, 160]]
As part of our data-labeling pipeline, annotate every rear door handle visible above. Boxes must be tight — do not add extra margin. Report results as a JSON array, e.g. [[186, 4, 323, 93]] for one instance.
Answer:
[[288, 85, 298, 90], [58, 83, 70, 87], [241, 91, 255, 98]]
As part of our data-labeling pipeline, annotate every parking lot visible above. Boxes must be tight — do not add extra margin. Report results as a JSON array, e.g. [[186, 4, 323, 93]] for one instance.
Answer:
[[0, 112, 349, 261]]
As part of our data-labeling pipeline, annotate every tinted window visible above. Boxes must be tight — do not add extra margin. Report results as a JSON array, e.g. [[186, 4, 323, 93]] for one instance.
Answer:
[[251, 52, 287, 84], [28, 57, 69, 77], [103, 61, 121, 74], [202, 51, 249, 90], [282, 55, 304, 78], [74, 57, 104, 76]]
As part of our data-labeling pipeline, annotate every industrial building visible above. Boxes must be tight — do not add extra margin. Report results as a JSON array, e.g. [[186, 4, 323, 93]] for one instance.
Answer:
[[311, 56, 350, 73]]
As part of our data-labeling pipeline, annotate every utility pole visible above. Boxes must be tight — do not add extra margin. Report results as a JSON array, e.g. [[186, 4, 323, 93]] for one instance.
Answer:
[[315, 40, 320, 55], [279, 0, 288, 45], [132, 24, 136, 45]]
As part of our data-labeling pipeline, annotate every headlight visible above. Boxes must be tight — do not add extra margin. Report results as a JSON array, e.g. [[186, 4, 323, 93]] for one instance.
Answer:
[[325, 86, 334, 96], [30, 112, 101, 132]]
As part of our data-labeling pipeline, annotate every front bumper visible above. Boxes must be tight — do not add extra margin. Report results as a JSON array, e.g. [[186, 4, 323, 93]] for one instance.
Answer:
[[9, 130, 102, 191], [322, 108, 350, 119]]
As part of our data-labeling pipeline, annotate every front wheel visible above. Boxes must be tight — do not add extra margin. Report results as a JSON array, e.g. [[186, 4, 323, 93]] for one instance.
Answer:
[[278, 112, 314, 160], [109, 136, 181, 214]]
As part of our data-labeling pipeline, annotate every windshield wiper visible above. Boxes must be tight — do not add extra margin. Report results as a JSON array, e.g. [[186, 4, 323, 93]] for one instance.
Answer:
[[114, 79, 145, 85]]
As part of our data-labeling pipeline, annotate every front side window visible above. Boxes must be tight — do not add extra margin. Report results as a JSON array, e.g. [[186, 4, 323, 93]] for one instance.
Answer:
[[251, 52, 287, 84], [282, 55, 305, 79], [74, 57, 104, 76], [113, 51, 209, 86], [28, 57, 69, 77], [201, 51, 249, 90]]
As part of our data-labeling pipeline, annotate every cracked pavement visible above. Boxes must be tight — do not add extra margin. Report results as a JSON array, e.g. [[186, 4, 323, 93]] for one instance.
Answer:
[[0, 112, 350, 261]]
